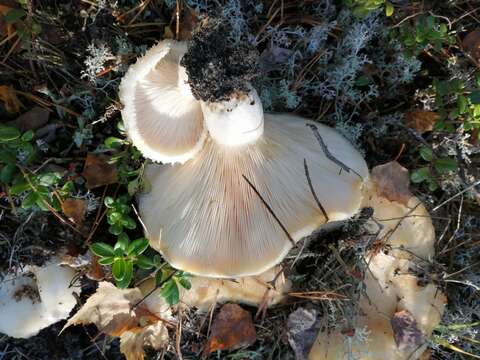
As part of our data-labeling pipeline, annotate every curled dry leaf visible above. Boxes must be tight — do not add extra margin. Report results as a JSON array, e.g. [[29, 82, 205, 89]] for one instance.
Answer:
[[391, 310, 425, 352], [463, 29, 480, 62], [404, 110, 439, 134], [62, 282, 173, 360], [61, 198, 87, 226], [287, 308, 320, 360], [82, 154, 118, 189], [204, 303, 257, 356], [0, 85, 21, 113], [371, 161, 412, 206]]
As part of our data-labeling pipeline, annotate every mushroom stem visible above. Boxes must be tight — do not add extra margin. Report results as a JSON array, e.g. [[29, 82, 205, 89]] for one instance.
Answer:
[[201, 88, 264, 146]]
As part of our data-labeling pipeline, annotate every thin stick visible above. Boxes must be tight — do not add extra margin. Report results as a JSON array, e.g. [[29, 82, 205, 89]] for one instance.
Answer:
[[242, 174, 295, 246], [432, 180, 480, 212], [306, 123, 363, 179], [303, 158, 329, 222], [132, 270, 177, 310]]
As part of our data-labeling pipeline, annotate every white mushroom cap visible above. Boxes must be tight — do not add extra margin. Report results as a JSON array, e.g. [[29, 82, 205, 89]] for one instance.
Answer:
[[309, 180, 446, 360], [0, 257, 77, 338], [140, 266, 291, 312], [119, 40, 206, 164], [140, 114, 368, 277]]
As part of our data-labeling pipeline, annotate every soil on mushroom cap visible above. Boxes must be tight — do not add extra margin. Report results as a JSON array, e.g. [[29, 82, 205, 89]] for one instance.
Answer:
[[180, 17, 259, 103]]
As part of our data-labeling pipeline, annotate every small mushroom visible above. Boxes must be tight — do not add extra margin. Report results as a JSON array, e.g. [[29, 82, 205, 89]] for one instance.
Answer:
[[308, 180, 446, 360], [119, 40, 207, 164], [0, 257, 77, 338], [139, 266, 291, 312]]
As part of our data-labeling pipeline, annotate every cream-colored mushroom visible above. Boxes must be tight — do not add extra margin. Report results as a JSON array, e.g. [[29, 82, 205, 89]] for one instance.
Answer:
[[139, 266, 291, 312], [309, 180, 446, 360], [0, 257, 77, 338], [119, 40, 206, 164], [119, 38, 369, 278]]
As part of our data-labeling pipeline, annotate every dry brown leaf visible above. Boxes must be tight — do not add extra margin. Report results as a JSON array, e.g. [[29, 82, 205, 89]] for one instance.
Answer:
[[391, 310, 425, 352], [404, 110, 439, 134], [204, 303, 257, 356], [178, 7, 199, 41], [463, 29, 480, 62], [62, 282, 172, 360], [371, 161, 412, 206], [0, 85, 21, 113], [8, 106, 50, 132], [82, 154, 118, 189], [61, 198, 87, 226]]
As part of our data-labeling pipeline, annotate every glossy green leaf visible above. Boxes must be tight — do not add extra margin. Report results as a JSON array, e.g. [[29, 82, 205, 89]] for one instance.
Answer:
[[127, 237, 149, 256], [112, 258, 126, 281], [0, 126, 21, 142], [21, 130, 34, 142], [98, 257, 115, 265], [160, 280, 180, 305], [385, 2, 394, 17], [104, 136, 124, 149], [136, 255, 155, 270], [90, 242, 115, 258], [419, 147, 434, 162], [0, 164, 16, 183], [178, 277, 191, 290], [109, 223, 123, 235], [115, 232, 130, 252], [469, 90, 480, 104]]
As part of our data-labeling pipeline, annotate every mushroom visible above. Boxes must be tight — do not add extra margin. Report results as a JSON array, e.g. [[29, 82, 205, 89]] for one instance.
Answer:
[[140, 265, 291, 312], [0, 257, 77, 338], [308, 179, 446, 360], [120, 37, 368, 277], [119, 40, 206, 164]]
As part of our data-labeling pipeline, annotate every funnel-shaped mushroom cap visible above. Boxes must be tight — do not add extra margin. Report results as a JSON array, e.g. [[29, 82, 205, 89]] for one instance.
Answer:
[[140, 114, 368, 277], [0, 258, 77, 338], [119, 40, 206, 164]]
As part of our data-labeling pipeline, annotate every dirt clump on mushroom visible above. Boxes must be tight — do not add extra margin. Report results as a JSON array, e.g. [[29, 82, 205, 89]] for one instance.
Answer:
[[180, 17, 258, 102]]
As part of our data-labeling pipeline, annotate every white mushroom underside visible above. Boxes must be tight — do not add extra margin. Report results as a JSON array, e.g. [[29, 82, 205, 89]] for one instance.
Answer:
[[140, 114, 368, 277], [119, 40, 206, 164]]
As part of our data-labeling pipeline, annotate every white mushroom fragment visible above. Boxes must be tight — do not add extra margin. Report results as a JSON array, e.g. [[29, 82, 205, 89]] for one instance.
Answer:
[[0, 257, 77, 338], [308, 178, 446, 360], [119, 40, 206, 164], [140, 266, 291, 312]]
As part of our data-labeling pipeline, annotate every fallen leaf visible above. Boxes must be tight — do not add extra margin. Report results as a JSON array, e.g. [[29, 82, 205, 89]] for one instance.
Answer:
[[286, 308, 320, 360], [404, 110, 439, 134], [0, 85, 21, 113], [178, 7, 199, 41], [82, 154, 118, 189], [391, 310, 425, 351], [7, 106, 50, 132], [463, 29, 480, 62], [62, 282, 172, 360], [61, 198, 87, 226], [204, 303, 256, 355], [371, 161, 412, 206]]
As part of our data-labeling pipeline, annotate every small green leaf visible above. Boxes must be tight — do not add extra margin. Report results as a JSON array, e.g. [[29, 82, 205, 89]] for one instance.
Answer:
[[0, 126, 21, 142], [355, 75, 370, 87], [115, 232, 130, 252], [136, 255, 155, 270], [90, 242, 115, 258], [109, 223, 123, 235], [434, 158, 458, 174], [153, 255, 163, 268], [21, 130, 34, 142], [0, 164, 17, 183], [160, 280, 180, 305], [411, 167, 430, 183], [178, 277, 191, 290], [112, 258, 126, 281], [104, 196, 115, 208], [385, 2, 394, 17], [428, 180, 438, 192], [21, 192, 38, 209], [116, 260, 133, 288], [37, 172, 61, 186], [419, 147, 434, 162], [469, 90, 480, 105], [122, 216, 137, 230], [127, 179, 139, 196], [108, 211, 123, 224], [104, 136, 124, 149], [3, 8, 26, 23], [9, 179, 29, 194], [127, 237, 149, 256], [98, 257, 115, 265]]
